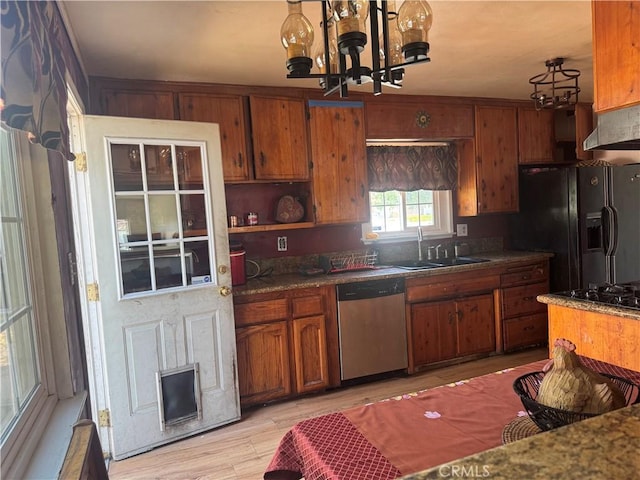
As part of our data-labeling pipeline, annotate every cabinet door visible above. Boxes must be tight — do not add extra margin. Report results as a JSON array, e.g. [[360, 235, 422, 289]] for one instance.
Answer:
[[592, 0, 640, 112], [308, 100, 369, 224], [249, 95, 310, 181], [235, 322, 291, 406], [99, 89, 176, 119], [517, 108, 554, 164], [474, 106, 519, 214], [456, 294, 495, 356], [291, 315, 329, 394], [179, 93, 251, 182], [410, 301, 457, 367]]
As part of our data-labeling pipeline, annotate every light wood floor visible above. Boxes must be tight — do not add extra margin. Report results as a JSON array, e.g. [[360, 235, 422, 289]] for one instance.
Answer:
[[107, 348, 547, 480]]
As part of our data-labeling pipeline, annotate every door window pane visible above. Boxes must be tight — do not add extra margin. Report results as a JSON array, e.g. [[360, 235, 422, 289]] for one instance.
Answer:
[[112, 144, 143, 191], [145, 144, 174, 191], [149, 194, 179, 240], [181, 194, 207, 237], [187, 240, 211, 282], [115, 196, 147, 245], [109, 140, 212, 296], [177, 146, 203, 190]]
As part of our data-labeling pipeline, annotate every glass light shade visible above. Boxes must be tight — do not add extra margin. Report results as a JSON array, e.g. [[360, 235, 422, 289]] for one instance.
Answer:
[[314, 19, 339, 74], [397, 0, 433, 46], [380, 14, 404, 66], [280, 1, 314, 61], [332, 0, 370, 38]]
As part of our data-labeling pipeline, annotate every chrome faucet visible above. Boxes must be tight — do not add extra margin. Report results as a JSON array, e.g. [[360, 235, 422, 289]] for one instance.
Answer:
[[417, 227, 424, 261], [436, 243, 445, 259]]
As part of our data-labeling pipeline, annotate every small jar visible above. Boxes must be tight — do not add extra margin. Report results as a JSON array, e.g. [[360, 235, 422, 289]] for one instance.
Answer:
[[246, 212, 258, 226]]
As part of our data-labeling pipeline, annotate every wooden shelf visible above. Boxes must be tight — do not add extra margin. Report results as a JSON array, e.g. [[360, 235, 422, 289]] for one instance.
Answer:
[[228, 222, 315, 234]]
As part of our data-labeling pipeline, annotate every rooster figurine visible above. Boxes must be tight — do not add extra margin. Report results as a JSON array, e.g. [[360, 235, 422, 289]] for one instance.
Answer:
[[537, 338, 627, 415]]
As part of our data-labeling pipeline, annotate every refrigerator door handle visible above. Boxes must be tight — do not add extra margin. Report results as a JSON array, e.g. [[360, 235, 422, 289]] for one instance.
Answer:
[[601, 206, 618, 256]]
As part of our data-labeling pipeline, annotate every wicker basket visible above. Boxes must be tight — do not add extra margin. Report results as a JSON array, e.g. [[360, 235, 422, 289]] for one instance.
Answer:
[[513, 371, 640, 431]]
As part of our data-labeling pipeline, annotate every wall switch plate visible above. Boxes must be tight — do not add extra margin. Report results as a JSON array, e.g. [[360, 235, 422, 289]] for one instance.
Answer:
[[277, 236, 288, 252], [456, 224, 468, 237]]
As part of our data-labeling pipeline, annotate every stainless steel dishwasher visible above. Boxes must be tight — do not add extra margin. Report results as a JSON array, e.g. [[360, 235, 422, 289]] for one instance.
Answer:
[[336, 278, 407, 381]]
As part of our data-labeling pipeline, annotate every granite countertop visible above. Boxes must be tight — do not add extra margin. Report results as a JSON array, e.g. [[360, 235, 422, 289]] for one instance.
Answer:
[[232, 251, 552, 296], [538, 293, 640, 321], [400, 403, 640, 480]]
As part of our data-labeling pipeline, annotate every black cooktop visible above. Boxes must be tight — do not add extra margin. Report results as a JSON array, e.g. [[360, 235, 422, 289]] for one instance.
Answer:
[[556, 281, 640, 311]]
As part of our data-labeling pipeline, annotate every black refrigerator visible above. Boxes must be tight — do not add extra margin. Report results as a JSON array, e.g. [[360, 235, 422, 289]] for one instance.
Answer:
[[509, 163, 640, 292]]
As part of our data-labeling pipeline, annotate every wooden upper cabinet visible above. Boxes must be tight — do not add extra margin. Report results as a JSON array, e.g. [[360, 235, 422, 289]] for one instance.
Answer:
[[179, 93, 251, 182], [249, 95, 310, 181], [308, 100, 369, 224], [99, 89, 176, 120], [365, 100, 474, 139], [517, 107, 554, 164], [457, 106, 518, 216], [592, 0, 640, 112]]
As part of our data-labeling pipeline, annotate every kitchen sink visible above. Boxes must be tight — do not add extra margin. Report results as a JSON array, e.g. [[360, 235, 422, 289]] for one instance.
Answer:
[[429, 256, 490, 267], [393, 257, 489, 270], [392, 260, 443, 270]]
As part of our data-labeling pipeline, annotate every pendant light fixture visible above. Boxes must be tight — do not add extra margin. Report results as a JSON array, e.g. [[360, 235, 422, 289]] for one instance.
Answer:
[[281, 0, 433, 97], [529, 58, 580, 110]]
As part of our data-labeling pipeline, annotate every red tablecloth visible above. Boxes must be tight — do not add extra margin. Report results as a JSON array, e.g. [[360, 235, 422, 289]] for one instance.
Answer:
[[264, 357, 640, 480]]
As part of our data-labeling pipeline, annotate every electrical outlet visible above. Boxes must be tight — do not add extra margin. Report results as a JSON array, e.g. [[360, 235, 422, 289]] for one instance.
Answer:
[[277, 236, 288, 252], [456, 224, 468, 237]]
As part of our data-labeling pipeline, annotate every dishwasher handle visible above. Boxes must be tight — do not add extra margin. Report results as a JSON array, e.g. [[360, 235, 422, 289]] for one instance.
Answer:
[[337, 278, 405, 301]]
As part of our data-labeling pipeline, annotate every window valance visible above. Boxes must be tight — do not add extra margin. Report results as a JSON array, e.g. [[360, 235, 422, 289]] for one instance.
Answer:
[[1, 1, 79, 161], [367, 144, 458, 192]]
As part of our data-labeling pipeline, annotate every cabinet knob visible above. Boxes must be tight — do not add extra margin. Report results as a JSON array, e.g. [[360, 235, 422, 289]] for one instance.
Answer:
[[219, 285, 232, 297], [218, 265, 228, 274]]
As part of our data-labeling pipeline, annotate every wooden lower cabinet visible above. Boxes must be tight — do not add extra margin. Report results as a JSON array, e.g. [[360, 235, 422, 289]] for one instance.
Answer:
[[499, 260, 550, 352], [411, 301, 457, 365], [456, 294, 496, 356], [410, 293, 495, 370], [235, 322, 291, 406], [234, 287, 331, 407], [291, 315, 328, 394]]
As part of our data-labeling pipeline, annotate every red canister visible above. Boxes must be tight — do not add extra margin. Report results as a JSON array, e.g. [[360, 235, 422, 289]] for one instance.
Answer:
[[229, 242, 246, 286]]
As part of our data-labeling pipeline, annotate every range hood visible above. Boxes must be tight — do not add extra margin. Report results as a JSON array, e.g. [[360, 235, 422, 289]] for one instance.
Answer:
[[583, 104, 640, 150]]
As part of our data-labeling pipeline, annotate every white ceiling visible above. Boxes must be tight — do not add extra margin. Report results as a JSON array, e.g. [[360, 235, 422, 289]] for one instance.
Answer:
[[59, 0, 594, 102]]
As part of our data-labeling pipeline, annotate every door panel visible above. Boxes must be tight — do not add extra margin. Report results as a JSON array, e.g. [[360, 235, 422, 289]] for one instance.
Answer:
[[82, 115, 239, 460], [611, 164, 640, 283], [578, 166, 607, 286]]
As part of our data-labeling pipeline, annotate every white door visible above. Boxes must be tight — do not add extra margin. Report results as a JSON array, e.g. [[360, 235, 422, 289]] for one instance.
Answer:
[[80, 115, 239, 460]]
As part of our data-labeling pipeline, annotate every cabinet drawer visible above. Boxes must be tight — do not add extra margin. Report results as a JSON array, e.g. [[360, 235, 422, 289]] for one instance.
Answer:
[[503, 313, 548, 351], [291, 296, 324, 318], [407, 275, 500, 303], [234, 298, 289, 327], [501, 261, 548, 287], [502, 282, 548, 318]]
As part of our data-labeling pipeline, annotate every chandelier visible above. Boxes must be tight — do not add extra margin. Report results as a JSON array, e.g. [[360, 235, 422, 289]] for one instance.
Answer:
[[529, 58, 580, 110], [280, 0, 433, 97]]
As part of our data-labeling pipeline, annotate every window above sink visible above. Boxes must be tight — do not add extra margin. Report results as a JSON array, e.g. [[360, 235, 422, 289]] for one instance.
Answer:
[[362, 190, 454, 244]]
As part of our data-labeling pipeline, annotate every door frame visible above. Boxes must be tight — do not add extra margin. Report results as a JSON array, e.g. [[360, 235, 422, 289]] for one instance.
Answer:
[[66, 106, 112, 452]]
